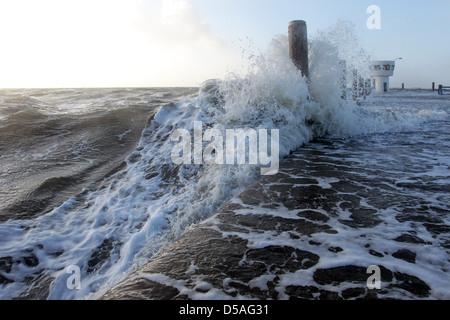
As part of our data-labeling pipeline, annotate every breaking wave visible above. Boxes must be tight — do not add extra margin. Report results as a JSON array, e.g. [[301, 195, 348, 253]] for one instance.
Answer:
[[0, 34, 445, 300]]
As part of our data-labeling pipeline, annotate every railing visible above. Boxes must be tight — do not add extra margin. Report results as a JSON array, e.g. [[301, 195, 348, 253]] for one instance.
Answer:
[[438, 85, 450, 95]]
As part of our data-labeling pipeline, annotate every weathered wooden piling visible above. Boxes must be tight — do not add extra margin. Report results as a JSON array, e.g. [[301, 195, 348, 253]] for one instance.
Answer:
[[359, 76, 365, 98], [339, 60, 347, 100], [288, 20, 309, 78], [365, 78, 372, 96], [352, 69, 358, 100]]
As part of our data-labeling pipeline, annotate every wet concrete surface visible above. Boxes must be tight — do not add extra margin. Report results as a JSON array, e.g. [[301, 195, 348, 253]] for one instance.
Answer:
[[102, 140, 449, 300]]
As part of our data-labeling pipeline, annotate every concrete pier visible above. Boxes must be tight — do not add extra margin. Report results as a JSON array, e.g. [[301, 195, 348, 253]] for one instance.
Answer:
[[101, 137, 437, 300], [288, 20, 309, 78]]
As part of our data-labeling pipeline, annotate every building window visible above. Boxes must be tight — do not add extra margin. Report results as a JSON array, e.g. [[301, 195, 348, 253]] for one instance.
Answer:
[[383, 65, 390, 71]]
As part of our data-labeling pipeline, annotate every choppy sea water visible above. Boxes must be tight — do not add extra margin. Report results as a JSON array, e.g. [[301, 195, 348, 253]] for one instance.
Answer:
[[0, 38, 448, 299], [0, 88, 196, 223]]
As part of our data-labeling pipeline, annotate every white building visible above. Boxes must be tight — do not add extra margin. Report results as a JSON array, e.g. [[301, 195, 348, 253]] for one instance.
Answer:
[[369, 61, 396, 93]]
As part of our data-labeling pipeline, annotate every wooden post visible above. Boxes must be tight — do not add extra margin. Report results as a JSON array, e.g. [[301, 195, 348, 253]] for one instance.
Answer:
[[365, 78, 372, 96], [339, 60, 347, 99], [432, 82, 435, 91], [289, 20, 309, 78], [352, 69, 358, 100], [359, 76, 365, 98]]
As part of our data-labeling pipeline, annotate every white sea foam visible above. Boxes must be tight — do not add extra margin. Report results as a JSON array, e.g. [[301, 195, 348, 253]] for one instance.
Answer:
[[0, 33, 447, 300]]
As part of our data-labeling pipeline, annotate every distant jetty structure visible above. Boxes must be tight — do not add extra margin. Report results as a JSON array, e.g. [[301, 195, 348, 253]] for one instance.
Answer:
[[369, 60, 397, 93]]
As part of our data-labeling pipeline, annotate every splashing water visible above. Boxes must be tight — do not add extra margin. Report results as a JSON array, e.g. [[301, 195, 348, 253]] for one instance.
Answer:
[[0, 27, 446, 300]]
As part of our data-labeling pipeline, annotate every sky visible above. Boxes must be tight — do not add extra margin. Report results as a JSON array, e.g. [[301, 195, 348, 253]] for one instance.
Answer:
[[0, 0, 448, 88]]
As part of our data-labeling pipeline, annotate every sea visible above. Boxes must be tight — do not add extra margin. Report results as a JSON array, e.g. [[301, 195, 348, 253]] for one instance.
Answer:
[[0, 36, 449, 300]]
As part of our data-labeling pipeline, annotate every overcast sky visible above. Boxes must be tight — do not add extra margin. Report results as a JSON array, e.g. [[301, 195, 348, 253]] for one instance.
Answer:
[[0, 0, 448, 88]]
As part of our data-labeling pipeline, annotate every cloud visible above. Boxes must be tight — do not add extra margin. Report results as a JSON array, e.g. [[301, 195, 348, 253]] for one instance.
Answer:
[[129, 0, 241, 86], [0, 0, 241, 88]]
